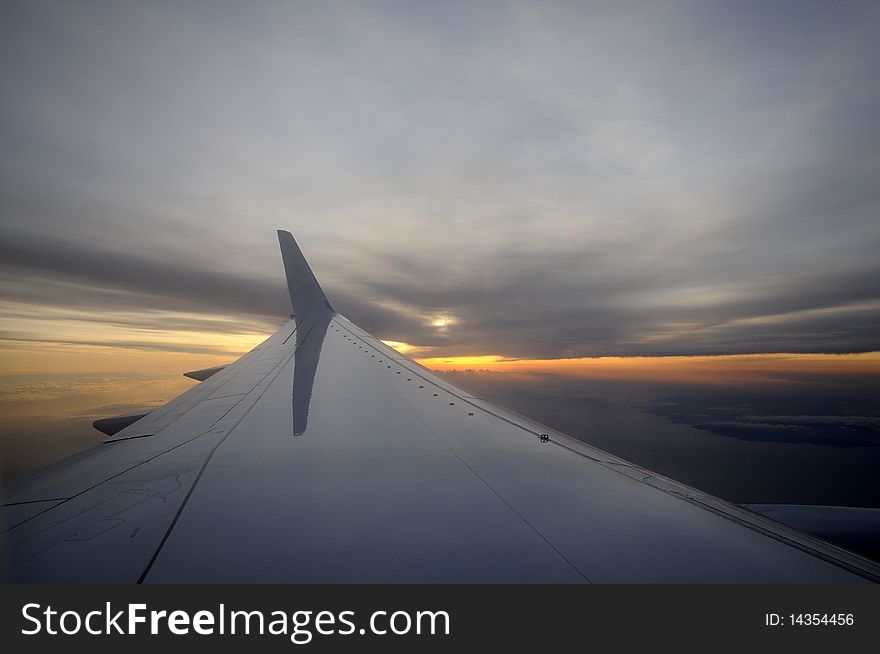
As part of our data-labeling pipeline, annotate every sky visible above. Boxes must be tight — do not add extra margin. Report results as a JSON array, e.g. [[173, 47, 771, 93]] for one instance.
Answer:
[[1, 0, 879, 360], [2, 2, 880, 481]]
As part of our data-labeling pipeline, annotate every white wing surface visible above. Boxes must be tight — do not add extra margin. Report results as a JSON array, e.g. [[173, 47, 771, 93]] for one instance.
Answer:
[[3, 231, 878, 583]]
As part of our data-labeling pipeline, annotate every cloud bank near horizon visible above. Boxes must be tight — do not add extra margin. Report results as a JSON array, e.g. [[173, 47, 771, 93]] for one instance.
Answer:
[[2, 1, 879, 358]]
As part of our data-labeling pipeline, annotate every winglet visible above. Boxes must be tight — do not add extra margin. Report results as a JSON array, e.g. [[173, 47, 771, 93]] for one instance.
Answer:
[[277, 230, 335, 320]]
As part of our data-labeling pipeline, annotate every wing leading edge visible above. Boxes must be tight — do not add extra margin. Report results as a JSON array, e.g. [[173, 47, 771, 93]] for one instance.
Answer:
[[2, 230, 879, 583]]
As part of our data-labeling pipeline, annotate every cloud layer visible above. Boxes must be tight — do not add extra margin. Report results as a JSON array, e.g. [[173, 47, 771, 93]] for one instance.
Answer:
[[2, 1, 879, 357]]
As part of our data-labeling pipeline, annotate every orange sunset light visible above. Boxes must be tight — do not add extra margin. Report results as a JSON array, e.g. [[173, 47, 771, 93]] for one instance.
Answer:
[[410, 351, 880, 385]]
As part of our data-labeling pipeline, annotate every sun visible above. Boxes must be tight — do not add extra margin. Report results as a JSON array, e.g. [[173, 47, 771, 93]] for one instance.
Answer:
[[430, 316, 455, 329]]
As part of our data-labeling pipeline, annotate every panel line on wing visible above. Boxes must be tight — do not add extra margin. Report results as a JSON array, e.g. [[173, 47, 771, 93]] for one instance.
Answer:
[[101, 433, 155, 444], [2, 428, 216, 533], [1, 498, 69, 507], [5, 327, 299, 534], [333, 319, 880, 582], [375, 358, 593, 583], [136, 335, 302, 583]]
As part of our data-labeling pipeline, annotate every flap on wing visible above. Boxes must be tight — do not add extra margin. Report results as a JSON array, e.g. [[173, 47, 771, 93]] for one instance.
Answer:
[[183, 365, 226, 381], [92, 412, 150, 436]]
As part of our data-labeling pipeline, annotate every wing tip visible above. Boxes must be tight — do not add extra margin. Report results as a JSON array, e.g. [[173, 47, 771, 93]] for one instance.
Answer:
[[276, 228, 335, 320]]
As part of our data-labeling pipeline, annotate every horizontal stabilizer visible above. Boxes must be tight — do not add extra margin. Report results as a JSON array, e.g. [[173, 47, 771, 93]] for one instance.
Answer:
[[183, 365, 226, 381], [93, 412, 150, 436]]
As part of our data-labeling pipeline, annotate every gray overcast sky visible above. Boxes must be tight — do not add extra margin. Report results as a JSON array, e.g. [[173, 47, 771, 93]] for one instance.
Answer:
[[1, 0, 879, 357]]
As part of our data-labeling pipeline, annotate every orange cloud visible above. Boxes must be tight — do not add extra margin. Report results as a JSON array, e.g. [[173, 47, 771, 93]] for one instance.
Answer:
[[416, 352, 880, 385]]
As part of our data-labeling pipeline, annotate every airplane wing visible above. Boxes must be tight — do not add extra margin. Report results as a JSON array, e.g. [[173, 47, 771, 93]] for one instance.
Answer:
[[2, 230, 879, 583]]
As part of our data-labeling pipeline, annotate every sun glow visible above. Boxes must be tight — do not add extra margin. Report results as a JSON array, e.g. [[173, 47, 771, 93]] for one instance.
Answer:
[[429, 315, 456, 331], [381, 340, 430, 355], [415, 352, 880, 385]]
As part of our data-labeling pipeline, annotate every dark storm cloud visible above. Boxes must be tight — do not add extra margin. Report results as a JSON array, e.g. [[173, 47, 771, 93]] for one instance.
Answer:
[[2, 224, 877, 357], [1, 1, 879, 357], [0, 334, 244, 357], [0, 230, 289, 318]]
